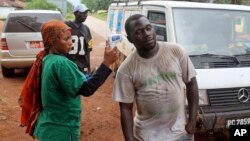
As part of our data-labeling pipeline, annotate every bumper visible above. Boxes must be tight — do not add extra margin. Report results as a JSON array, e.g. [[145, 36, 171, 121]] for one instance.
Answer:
[[0, 51, 35, 69], [196, 107, 250, 132]]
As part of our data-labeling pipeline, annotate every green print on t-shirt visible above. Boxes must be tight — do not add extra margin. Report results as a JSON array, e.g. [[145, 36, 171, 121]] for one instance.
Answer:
[[141, 71, 177, 87]]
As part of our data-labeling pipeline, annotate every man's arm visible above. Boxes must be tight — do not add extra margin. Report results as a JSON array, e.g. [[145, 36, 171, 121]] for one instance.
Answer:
[[185, 77, 199, 134], [119, 102, 136, 141]]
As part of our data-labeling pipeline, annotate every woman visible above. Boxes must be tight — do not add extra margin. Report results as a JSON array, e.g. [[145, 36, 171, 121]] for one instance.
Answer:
[[29, 19, 117, 141]]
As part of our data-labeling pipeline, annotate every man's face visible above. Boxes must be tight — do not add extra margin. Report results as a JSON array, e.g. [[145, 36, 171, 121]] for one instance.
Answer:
[[76, 11, 88, 23], [128, 17, 156, 51]]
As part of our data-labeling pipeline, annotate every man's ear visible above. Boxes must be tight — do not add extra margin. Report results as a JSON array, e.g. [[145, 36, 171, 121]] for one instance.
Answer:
[[127, 35, 132, 43], [73, 12, 78, 16]]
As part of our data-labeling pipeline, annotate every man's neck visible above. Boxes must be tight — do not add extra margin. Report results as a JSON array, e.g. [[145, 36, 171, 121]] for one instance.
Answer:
[[73, 20, 82, 28], [138, 43, 159, 59]]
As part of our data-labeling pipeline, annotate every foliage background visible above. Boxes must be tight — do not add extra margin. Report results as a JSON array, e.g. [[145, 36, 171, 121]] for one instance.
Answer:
[[23, 0, 250, 21], [24, 0, 58, 10], [81, 0, 110, 12]]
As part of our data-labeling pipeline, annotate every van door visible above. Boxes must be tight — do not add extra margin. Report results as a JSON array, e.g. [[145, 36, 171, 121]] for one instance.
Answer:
[[142, 6, 168, 42]]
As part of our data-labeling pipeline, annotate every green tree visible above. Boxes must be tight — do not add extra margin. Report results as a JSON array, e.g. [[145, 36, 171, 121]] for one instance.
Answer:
[[82, 0, 110, 11], [65, 1, 74, 20], [213, 0, 247, 4], [25, 0, 58, 10], [82, 0, 98, 12], [176, 0, 247, 4], [97, 0, 110, 10], [67, 1, 74, 13]]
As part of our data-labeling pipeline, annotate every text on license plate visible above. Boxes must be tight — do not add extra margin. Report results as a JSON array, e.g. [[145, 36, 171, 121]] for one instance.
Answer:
[[29, 41, 43, 48], [226, 118, 250, 128]]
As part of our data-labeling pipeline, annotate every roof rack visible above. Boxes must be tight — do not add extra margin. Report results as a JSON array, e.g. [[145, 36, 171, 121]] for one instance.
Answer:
[[112, 0, 142, 6], [112, 0, 126, 6]]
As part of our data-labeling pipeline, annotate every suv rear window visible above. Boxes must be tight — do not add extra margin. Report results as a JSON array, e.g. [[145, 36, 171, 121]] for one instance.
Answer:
[[4, 13, 62, 33]]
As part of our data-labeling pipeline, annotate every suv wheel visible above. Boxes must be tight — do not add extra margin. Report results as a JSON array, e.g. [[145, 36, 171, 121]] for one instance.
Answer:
[[1, 65, 14, 77]]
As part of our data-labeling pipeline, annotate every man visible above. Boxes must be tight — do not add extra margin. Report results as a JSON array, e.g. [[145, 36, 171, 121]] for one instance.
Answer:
[[65, 4, 93, 74], [112, 14, 199, 141]]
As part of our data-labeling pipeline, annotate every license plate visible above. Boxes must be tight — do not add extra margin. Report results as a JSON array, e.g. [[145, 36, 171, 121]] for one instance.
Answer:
[[226, 117, 250, 128], [29, 41, 43, 48]]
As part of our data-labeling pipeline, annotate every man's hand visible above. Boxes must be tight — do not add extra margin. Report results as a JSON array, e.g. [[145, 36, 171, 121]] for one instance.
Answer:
[[185, 120, 196, 134], [102, 41, 118, 67]]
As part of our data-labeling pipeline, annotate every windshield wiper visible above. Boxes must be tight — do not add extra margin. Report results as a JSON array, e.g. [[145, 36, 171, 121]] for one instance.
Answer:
[[17, 20, 37, 32], [190, 53, 240, 65], [235, 53, 250, 57]]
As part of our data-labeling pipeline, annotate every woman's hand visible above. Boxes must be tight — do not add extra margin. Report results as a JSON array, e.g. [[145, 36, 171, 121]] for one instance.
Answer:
[[102, 41, 118, 67]]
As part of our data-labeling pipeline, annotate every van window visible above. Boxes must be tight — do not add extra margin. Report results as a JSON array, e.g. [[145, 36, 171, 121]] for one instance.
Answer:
[[5, 13, 62, 33], [148, 11, 167, 41], [234, 15, 250, 54], [108, 9, 124, 33], [173, 8, 250, 56], [117, 10, 123, 33], [108, 9, 115, 31]]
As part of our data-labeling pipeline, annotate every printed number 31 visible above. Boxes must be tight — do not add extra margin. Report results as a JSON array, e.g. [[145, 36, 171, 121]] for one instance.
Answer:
[[69, 36, 85, 55]]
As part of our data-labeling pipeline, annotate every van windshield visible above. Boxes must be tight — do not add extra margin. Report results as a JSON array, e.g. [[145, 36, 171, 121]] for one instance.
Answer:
[[173, 8, 250, 56]]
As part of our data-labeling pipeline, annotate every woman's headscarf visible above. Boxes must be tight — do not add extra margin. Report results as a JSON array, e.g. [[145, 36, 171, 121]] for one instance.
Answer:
[[41, 19, 71, 49]]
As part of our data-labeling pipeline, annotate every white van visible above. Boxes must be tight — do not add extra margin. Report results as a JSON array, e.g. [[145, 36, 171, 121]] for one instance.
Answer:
[[107, 1, 250, 133]]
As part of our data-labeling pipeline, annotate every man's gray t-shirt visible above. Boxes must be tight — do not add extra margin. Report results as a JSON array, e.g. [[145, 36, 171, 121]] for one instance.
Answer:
[[113, 42, 196, 141]]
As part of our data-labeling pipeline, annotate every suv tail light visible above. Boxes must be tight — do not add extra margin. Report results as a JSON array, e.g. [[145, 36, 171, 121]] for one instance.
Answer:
[[1, 38, 8, 50]]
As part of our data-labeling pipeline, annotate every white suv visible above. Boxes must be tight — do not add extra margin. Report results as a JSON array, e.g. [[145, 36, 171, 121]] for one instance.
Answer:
[[0, 10, 63, 77]]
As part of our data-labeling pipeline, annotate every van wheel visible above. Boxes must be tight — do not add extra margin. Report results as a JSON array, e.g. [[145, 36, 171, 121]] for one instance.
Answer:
[[1, 65, 14, 77]]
